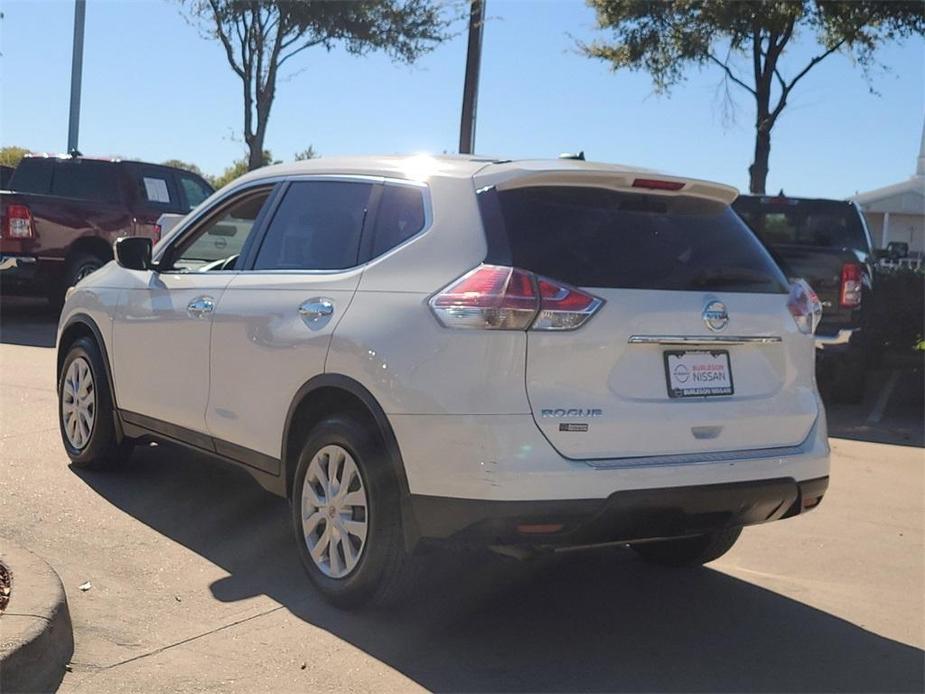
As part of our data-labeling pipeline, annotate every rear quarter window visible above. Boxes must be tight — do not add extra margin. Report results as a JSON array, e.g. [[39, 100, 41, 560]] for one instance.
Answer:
[[481, 186, 789, 294], [368, 183, 426, 258]]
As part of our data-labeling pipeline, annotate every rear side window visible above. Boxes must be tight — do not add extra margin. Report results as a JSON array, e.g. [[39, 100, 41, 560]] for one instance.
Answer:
[[253, 181, 373, 271], [51, 160, 121, 203], [123, 163, 180, 212], [370, 184, 426, 257], [8, 158, 54, 194], [734, 198, 869, 254], [482, 186, 788, 294]]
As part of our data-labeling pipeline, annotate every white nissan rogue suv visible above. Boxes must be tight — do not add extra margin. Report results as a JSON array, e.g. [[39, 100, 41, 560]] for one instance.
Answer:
[[56, 155, 829, 607]]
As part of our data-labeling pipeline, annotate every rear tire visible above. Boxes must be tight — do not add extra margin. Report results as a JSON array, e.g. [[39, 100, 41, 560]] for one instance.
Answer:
[[58, 336, 133, 470], [631, 527, 742, 567], [291, 415, 419, 608]]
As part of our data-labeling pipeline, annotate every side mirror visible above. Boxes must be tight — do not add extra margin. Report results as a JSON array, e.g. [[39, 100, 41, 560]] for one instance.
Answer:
[[114, 236, 153, 271]]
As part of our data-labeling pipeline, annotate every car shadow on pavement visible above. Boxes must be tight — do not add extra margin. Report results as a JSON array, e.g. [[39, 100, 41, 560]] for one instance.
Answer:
[[73, 442, 925, 693], [0, 295, 57, 348]]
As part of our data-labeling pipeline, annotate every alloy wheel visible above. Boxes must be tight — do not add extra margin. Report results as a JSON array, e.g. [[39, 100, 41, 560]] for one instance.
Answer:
[[62, 357, 95, 450], [300, 444, 369, 578]]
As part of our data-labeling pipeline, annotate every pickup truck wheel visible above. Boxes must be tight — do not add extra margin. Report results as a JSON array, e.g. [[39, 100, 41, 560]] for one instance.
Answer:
[[831, 349, 867, 404], [631, 527, 742, 567], [49, 253, 105, 309], [58, 336, 133, 470], [291, 415, 419, 609]]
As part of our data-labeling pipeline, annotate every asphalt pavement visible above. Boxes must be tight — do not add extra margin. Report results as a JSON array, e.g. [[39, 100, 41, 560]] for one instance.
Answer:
[[1, 296, 922, 693]]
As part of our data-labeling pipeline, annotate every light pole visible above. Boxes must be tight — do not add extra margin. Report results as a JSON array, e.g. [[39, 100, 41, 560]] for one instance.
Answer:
[[67, 0, 87, 155], [458, 0, 485, 155]]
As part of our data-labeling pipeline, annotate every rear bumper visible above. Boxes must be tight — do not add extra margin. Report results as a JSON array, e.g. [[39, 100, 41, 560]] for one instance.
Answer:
[[815, 328, 858, 352], [411, 476, 828, 545], [0, 254, 43, 293]]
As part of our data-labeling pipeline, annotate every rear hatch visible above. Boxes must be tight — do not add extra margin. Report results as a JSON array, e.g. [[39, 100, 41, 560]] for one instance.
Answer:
[[477, 176, 818, 460]]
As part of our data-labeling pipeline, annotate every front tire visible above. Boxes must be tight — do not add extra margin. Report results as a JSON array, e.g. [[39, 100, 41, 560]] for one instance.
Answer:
[[58, 336, 133, 470], [291, 415, 418, 608], [631, 527, 742, 567]]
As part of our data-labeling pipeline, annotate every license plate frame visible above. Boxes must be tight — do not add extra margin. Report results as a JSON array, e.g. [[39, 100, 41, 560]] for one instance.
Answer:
[[663, 350, 734, 398]]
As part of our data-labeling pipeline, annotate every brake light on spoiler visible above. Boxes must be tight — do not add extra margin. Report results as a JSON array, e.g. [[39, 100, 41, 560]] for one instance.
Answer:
[[430, 264, 603, 331]]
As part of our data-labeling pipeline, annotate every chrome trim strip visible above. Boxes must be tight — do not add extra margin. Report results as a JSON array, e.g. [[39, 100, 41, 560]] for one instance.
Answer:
[[628, 335, 782, 345], [583, 420, 817, 470]]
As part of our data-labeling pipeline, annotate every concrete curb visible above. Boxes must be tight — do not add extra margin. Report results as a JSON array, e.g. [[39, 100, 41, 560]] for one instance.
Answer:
[[0, 541, 74, 693]]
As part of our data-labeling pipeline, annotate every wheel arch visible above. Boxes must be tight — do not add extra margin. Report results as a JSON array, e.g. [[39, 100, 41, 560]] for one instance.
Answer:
[[57, 314, 123, 443], [281, 374, 419, 548], [68, 236, 114, 265]]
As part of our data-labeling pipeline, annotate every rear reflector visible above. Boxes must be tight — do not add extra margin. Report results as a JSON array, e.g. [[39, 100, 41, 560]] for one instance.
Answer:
[[839, 263, 862, 308], [632, 178, 685, 191], [429, 264, 603, 331], [5, 204, 34, 239], [787, 279, 823, 335]]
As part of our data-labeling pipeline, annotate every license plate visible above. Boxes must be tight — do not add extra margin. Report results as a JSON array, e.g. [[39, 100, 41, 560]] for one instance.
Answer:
[[664, 350, 734, 398]]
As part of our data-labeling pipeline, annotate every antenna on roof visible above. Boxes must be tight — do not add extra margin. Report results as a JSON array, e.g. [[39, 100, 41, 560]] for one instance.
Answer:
[[559, 151, 585, 161]]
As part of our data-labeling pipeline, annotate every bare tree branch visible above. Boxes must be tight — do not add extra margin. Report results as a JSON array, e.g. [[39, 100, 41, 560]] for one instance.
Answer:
[[707, 53, 756, 96]]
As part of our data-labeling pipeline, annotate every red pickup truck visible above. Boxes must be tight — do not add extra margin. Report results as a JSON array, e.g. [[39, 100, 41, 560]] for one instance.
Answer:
[[1, 155, 213, 306]]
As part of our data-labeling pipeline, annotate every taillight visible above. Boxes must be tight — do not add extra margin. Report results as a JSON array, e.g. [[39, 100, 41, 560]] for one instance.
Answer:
[[153, 223, 162, 244], [788, 279, 822, 335], [4, 204, 34, 238], [429, 264, 602, 331], [840, 263, 862, 308]]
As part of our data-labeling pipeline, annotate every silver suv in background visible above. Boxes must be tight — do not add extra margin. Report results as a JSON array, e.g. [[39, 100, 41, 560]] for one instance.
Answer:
[[57, 155, 829, 607]]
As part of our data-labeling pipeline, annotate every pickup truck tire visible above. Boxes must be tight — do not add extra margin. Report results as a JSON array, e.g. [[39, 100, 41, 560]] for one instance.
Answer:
[[831, 348, 867, 404], [48, 253, 106, 309], [631, 527, 742, 567], [58, 336, 134, 470]]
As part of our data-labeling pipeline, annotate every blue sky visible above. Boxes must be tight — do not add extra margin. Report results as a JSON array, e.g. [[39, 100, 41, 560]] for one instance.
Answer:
[[2, 0, 923, 198]]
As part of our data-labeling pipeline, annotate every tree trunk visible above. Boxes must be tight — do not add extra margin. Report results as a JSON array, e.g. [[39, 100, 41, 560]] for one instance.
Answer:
[[247, 135, 265, 171], [748, 127, 771, 194]]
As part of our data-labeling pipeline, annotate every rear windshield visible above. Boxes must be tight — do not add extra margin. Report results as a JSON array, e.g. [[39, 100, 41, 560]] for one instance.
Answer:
[[733, 197, 869, 254], [481, 186, 789, 294]]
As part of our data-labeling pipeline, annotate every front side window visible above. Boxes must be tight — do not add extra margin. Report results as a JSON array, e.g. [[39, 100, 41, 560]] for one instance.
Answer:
[[253, 181, 373, 271], [178, 174, 213, 211], [168, 190, 271, 272]]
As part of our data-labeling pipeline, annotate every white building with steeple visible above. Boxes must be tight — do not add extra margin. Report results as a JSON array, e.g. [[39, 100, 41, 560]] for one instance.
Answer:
[[852, 121, 925, 255]]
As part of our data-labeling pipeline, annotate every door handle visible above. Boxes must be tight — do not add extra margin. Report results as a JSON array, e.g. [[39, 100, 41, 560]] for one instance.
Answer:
[[187, 296, 215, 319], [298, 298, 334, 322]]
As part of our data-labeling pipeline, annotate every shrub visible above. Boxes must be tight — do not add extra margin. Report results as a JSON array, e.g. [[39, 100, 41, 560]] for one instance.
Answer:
[[861, 268, 925, 354]]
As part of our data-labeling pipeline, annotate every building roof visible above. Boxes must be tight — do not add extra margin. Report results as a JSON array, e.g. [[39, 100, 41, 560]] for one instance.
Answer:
[[851, 120, 925, 214]]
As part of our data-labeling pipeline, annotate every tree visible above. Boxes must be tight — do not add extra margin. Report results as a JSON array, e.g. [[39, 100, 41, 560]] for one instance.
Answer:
[[180, 0, 449, 171], [211, 149, 278, 189], [0, 146, 30, 169], [294, 145, 318, 161], [162, 159, 206, 176], [581, 1, 925, 193]]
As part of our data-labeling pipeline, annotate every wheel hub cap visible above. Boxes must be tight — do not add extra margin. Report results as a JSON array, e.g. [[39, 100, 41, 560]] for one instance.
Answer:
[[300, 444, 368, 579], [62, 357, 95, 450]]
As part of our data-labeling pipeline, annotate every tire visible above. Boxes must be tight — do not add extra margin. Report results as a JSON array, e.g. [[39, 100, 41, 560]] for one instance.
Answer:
[[49, 253, 105, 310], [291, 415, 418, 609], [58, 336, 133, 470], [831, 348, 867, 404], [631, 527, 742, 568]]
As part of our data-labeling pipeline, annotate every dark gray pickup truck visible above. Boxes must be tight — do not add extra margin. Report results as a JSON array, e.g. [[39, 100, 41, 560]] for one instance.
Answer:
[[734, 194, 875, 402]]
